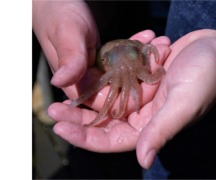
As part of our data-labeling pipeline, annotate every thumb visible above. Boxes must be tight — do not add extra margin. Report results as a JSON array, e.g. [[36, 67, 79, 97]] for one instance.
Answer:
[[136, 91, 198, 169], [50, 45, 88, 87], [51, 35, 96, 87], [50, 26, 97, 88]]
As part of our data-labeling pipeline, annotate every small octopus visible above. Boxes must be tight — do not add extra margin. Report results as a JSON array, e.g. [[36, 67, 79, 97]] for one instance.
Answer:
[[71, 39, 165, 127]]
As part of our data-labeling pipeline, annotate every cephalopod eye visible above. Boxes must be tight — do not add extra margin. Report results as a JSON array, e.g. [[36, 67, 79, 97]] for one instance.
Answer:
[[126, 46, 140, 60], [129, 50, 138, 60], [101, 57, 105, 62], [96, 54, 107, 72], [103, 51, 119, 67]]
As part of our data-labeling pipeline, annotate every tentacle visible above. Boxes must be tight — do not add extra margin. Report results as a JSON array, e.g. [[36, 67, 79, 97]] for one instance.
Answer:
[[111, 66, 130, 119], [137, 65, 165, 84], [84, 73, 120, 127], [141, 44, 159, 66], [130, 74, 142, 114], [71, 71, 113, 107]]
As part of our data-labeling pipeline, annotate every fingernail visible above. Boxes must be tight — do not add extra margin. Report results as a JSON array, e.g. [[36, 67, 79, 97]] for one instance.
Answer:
[[53, 124, 61, 135], [51, 65, 66, 84], [55, 65, 67, 77], [144, 149, 156, 169]]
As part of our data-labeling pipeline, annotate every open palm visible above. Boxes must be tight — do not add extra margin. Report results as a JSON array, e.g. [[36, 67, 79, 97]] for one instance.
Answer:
[[48, 29, 216, 169]]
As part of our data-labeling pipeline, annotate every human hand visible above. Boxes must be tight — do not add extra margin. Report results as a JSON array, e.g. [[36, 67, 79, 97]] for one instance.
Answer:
[[135, 29, 216, 168], [48, 29, 216, 169], [33, 0, 99, 98], [47, 29, 171, 156]]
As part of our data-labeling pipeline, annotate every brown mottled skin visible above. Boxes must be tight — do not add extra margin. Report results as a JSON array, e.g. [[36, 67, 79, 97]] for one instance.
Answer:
[[71, 39, 165, 127]]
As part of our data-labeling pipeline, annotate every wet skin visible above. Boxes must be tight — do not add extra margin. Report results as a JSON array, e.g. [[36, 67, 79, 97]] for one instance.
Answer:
[[71, 39, 165, 127]]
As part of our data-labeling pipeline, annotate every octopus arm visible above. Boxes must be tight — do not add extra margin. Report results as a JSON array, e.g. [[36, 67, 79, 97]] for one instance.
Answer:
[[141, 44, 159, 65], [130, 73, 142, 114], [71, 71, 113, 107], [111, 66, 130, 119], [137, 65, 165, 84], [85, 72, 120, 127]]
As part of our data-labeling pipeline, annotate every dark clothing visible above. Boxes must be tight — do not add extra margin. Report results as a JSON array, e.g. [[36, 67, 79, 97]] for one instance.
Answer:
[[145, 0, 216, 179]]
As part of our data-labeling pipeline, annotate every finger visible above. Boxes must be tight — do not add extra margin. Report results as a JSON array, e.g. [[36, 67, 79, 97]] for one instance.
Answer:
[[53, 120, 138, 152], [150, 36, 171, 46], [47, 102, 97, 124], [130, 30, 156, 43], [48, 102, 139, 152], [48, 102, 81, 122], [53, 121, 112, 152], [153, 44, 171, 67], [151, 36, 171, 65]]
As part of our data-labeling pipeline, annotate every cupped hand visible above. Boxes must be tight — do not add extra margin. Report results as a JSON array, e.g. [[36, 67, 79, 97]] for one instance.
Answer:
[[136, 29, 216, 168], [47, 30, 171, 152], [33, 0, 99, 97], [48, 28, 216, 169]]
